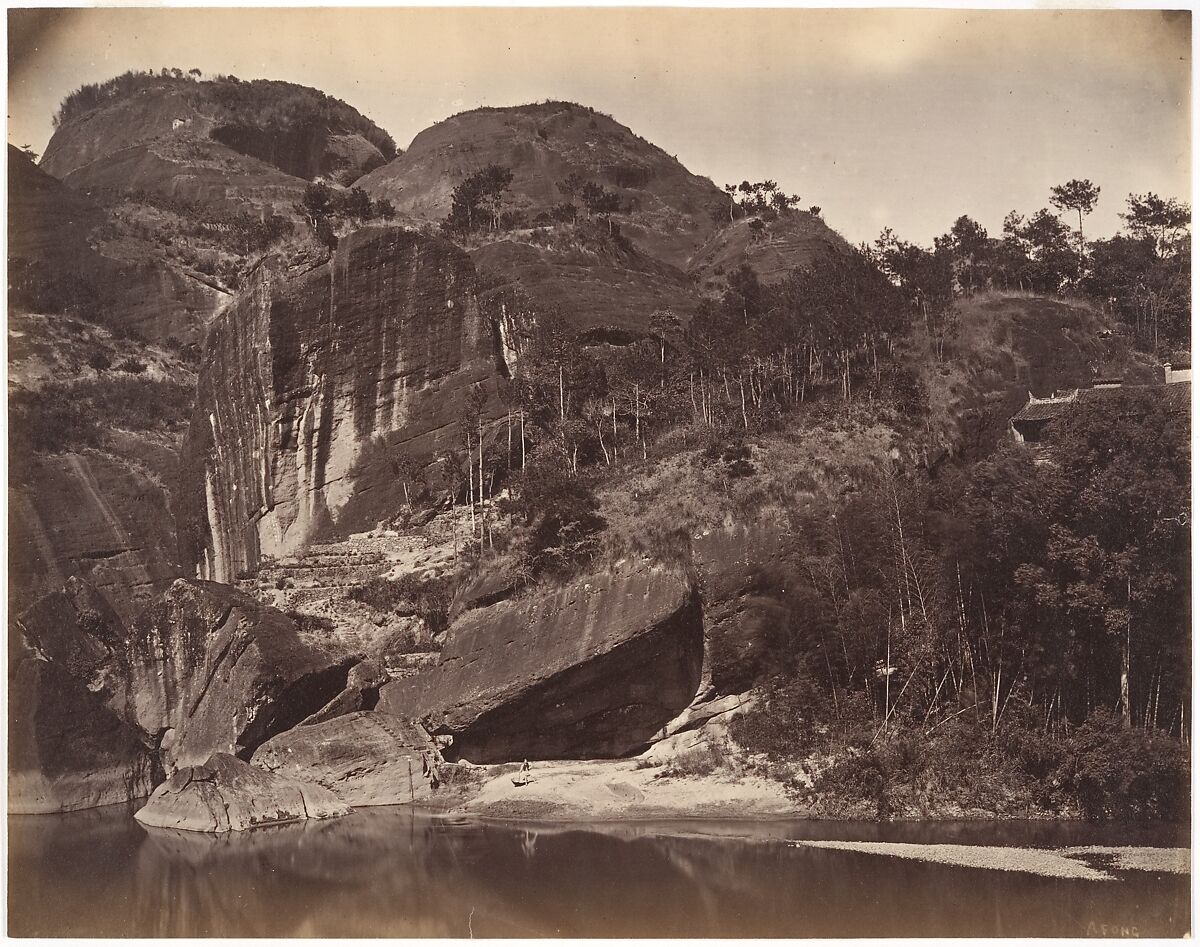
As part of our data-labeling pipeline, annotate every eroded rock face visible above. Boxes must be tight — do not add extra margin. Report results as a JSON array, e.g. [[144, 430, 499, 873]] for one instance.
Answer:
[[472, 222, 700, 340], [688, 212, 850, 291], [134, 753, 349, 833], [253, 711, 437, 806], [379, 562, 704, 763], [691, 520, 795, 695], [10, 447, 186, 625], [179, 226, 504, 582], [9, 582, 157, 812], [298, 659, 387, 726], [9, 145, 225, 344], [126, 579, 358, 771]]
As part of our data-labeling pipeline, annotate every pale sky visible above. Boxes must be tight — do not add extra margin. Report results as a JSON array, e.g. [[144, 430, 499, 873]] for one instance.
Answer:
[[7, 7, 1191, 246]]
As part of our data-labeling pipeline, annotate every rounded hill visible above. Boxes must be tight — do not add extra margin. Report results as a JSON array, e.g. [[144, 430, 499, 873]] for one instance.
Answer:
[[357, 101, 729, 268], [41, 71, 396, 194]]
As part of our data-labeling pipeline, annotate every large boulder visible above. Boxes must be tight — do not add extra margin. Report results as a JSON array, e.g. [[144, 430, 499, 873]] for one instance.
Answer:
[[126, 579, 359, 771], [134, 752, 349, 833], [252, 711, 438, 806], [378, 561, 704, 763], [8, 580, 157, 813]]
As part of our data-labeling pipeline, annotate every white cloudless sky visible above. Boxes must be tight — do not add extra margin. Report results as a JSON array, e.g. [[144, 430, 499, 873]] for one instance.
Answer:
[[7, 6, 1191, 246]]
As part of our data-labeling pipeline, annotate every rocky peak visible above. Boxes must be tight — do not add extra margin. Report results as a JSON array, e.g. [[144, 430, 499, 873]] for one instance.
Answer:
[[42, 72, 395, 188], [358, 101, 728, 269]]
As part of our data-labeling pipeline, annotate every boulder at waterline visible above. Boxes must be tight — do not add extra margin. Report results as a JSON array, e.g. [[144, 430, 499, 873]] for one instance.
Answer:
[[134, 753, 349, 833], [9, 580, 157, 813], [126, 579, 359, 771], [379, 561, 704, 763], [253, 711, 438, 806]]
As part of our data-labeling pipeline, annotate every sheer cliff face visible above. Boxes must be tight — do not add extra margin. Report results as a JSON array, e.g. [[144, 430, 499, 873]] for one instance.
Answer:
[[180, 226, 503, 582]]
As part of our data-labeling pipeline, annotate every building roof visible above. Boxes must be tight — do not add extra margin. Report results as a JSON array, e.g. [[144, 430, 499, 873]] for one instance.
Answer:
[[1011, 383, 1190, 426], [1011, 399, 1071, 424]]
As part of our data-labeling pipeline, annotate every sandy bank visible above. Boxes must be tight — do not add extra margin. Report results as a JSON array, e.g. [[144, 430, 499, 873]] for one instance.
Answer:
[[787, 840, 1191, 881], [450, 758, 798, 821]]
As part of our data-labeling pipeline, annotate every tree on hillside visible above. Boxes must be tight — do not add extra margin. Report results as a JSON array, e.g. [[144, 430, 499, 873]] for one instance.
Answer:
[[557, 172, 587, 204], [872, 229, 954, 335], [648, 309, 684, 386], [580, 181, 620, 217], [1121, 193, 1190, 259], [297, 181, 394, 245], [727, 180, 799, 219], [1081, 193, 1190, 347], [446, 164, 514, 233], [948, 389, 1190, 730], [724, 183, 739, 222], [944, 215, 993, 295], [1050, 179, 1100, 278], [1013, 209, 1076, 293]]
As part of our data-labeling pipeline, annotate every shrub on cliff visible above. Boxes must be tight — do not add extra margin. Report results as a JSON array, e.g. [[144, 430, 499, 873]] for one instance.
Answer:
[[347, 573, 453, 634], [9, 376, 194, 459], [502, 462, 605, 579]]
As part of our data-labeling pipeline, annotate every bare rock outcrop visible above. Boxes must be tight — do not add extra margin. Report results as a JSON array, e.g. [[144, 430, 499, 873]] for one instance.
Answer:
[[134, 752, 349, 833], [9, 145, 224, 344], [297, 659, 388, 725], [8, 574, 376, 812], [42, 75, 392, 196], [691, 519, 796, 695], [9, 580, 157, 813], [688, 211, 851, 291], [178, 226, 505, 582], [10, 442, 188, 625], [378, 561, 704, 763], [252, 711, 438, 806], [126, 579, 359, 771]]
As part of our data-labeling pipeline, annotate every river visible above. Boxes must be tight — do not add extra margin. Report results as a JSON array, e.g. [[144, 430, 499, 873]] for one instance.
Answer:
[[8, 805, 1189, 937]]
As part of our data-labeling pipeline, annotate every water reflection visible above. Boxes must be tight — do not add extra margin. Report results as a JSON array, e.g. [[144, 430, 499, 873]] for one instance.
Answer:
[[8, 806, 1190, 937]]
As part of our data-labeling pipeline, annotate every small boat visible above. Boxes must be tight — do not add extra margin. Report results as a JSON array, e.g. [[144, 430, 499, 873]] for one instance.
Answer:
[[511, 773, 532, 787]]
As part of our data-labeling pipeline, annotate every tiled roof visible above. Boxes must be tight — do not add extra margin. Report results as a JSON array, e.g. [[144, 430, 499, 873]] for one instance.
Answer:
[[1012, 383, 1190, 425], [1011, 399, 1071, 423]]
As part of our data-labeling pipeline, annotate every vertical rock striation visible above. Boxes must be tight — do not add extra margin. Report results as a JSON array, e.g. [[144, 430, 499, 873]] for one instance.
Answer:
[[179, 226, 504, 582]]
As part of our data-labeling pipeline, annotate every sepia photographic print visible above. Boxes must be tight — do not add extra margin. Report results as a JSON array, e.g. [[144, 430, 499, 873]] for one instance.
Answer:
[[5, 4, 1192, 938]]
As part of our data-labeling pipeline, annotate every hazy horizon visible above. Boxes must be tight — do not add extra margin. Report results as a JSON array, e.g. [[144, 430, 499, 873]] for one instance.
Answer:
[[7, 6, 1190, 247]]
